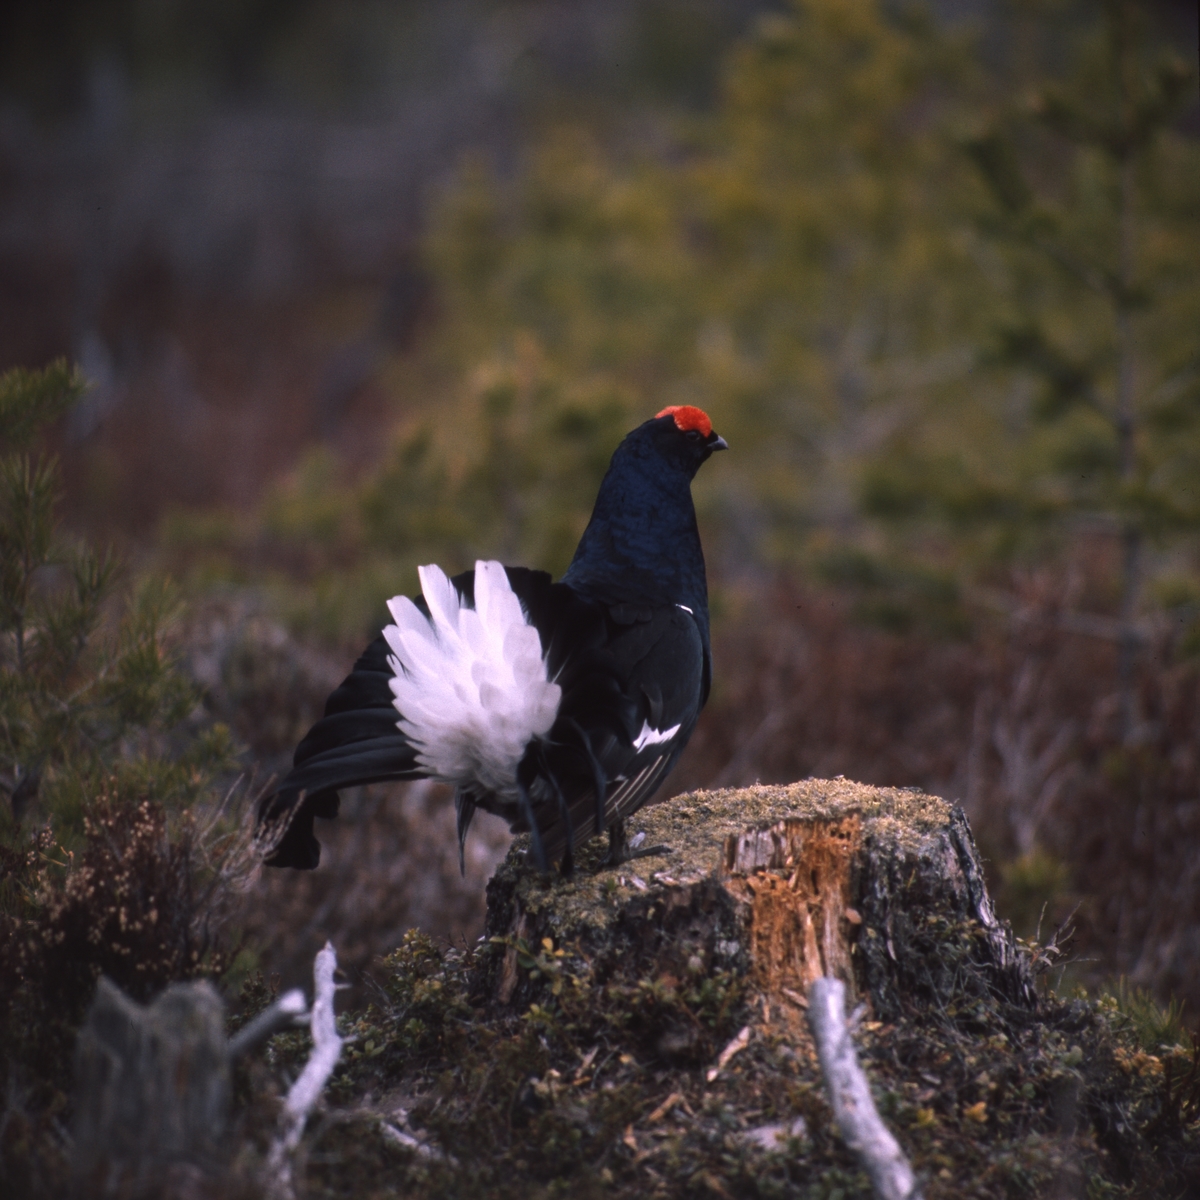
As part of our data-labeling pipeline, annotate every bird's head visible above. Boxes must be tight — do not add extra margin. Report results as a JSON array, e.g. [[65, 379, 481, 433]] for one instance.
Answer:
[[630, 405, 727, 479], [563, 403, 726, 594]]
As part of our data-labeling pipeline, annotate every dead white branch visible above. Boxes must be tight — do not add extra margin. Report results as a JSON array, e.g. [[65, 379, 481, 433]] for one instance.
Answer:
[[228, 988, 308, 1059], [807, 978, 922, 1200], [265, 942, 345, 1200]]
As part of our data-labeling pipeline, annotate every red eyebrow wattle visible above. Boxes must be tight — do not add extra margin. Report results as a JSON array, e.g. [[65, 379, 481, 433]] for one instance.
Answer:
[[655, 405, 713, 437]]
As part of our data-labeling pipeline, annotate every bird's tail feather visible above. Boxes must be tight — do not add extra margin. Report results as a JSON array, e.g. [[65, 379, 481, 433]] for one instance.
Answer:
[[257, 631, 425, 869], [257, 734, 424, 869]]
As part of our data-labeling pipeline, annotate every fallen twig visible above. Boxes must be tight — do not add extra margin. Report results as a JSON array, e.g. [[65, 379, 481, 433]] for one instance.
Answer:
[[807, 978, 922, 1200], [706, 1025, 751, 1082]]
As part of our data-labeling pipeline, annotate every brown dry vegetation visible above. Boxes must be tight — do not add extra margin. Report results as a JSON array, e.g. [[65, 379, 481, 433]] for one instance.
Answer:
[[0, 0, 1192, 1020], [2, 3, 1197, 1196], [240, 783, 510, 993], [0, 786, 255, 1198]]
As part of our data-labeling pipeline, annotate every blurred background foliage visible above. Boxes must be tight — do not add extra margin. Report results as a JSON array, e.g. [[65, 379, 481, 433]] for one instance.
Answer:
[[2, 4, 1200, 1189], [153, 0, 1200, 650], [1, 0, 1199, 1026]]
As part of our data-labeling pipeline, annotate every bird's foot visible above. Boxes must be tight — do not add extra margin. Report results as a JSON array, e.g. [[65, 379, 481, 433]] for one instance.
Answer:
[[602, 818, 672, 867], [617, 842, 672, 864]]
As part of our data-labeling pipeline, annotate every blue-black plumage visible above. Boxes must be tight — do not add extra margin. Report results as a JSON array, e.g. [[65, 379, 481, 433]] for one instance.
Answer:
[[257, 406, 726, 874]]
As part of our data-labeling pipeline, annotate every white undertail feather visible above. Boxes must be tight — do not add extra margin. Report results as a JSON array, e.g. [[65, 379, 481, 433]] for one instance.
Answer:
[[633, 719, 682, 752], [383, 561, 561, 796]]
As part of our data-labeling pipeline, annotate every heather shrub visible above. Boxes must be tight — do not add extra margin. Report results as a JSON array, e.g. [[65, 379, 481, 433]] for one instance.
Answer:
[[0, 786, 245, 1087]]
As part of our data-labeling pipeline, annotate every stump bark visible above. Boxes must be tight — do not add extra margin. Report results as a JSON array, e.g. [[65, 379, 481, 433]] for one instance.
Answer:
[[477, 779, 1035, 1025]]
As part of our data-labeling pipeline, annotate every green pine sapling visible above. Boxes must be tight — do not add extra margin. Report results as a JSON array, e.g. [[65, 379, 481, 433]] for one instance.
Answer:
[[0, 360, 236, 842]]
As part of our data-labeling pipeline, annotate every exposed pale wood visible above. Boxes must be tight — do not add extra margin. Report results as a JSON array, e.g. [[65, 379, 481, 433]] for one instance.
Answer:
[[724, 814, 863, 1009], [227, 987, 308, 1059], [266, 942, 346, 1200]]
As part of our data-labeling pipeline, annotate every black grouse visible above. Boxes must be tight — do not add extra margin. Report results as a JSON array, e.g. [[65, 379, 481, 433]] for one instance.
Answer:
[[257, 405, 726, 873]]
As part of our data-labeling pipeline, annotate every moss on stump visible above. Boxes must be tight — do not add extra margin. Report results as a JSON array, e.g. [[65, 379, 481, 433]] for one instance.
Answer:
[[476, 780, 1035, 1026]]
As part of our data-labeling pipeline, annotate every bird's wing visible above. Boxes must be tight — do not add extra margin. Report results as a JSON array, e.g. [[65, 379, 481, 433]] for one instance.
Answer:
[[529, 600, 706, 867]]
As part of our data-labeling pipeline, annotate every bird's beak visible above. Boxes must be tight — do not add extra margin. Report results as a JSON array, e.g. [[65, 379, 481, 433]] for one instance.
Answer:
[[710, 434, 728, 451]]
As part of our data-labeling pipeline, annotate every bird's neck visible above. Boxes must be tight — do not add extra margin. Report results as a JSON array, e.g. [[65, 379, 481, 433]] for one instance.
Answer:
[[561, 466, 709, 619]]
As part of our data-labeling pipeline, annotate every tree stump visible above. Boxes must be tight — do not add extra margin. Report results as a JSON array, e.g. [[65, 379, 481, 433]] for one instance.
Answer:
[[71, 974, 309, 1197], [477, 779, 1035, 1028], [72, 979, 231, 1197]]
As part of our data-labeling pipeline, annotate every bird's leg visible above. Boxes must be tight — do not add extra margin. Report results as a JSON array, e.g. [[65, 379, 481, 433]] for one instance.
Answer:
[[537, 746, 575, 877], [603, 815, 671, 867], [454, 790, 476, 878], [604, 816, 628, 865], [516, 776, 549, 873], [565, 717, 609, 840]]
